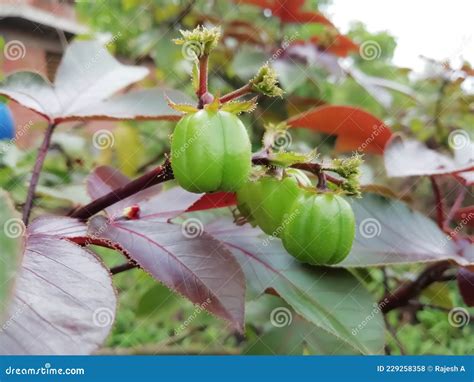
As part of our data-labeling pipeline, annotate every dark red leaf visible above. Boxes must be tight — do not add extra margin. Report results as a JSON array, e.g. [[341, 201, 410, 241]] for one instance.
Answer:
[[287, 105, 392, 154], [28, 215, 88, 237], [139, 187, 204, 218], [0, 217, 116, 354], [340, 193, 471, 267], [186, 192, 237, 212], [88, 215, 245, 331], [457, 268, 474, 306]]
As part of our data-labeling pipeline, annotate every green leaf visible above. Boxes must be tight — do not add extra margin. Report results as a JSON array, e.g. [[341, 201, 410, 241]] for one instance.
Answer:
[[137, 283, 181, 317], [245, 295, 361, 355], [167, 97, 198, 114], [220, 97, 258, 115]]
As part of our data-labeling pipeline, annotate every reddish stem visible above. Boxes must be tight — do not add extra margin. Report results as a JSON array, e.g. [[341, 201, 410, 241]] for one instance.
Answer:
[[23, 123, 57, 224], [69, 236, 117, 250], [219, 84, 253, 103], [316, 171, 328, 191], [380, 261, 451, 313], [111, 262, 138, 275], [197, 54, 209, 108], [445, 187, 467, 228], [70, 160, 173, 221], [69, 155, 348, 224], [430, 176, 445, 229]]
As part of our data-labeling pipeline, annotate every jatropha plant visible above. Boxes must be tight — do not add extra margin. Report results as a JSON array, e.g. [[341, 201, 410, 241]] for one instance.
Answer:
[[170, 26, 361, 266], [6, 23, 472, 357]]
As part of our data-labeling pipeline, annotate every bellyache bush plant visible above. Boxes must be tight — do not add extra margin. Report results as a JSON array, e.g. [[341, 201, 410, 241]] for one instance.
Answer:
[[0, 24, 472, 356]]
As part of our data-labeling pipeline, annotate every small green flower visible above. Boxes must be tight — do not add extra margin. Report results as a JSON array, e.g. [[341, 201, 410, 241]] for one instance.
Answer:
[[174, 25, 222, 58], [331, 154, 364, 196], [250, 65, 284, 98]]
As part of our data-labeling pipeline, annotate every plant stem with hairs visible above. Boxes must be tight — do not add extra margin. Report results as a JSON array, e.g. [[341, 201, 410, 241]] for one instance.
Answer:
[[22, 123, 57, 224], [220, 84, 252, 103]]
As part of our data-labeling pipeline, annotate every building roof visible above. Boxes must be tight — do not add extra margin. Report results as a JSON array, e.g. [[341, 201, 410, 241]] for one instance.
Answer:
[[0, 4, 88, 36]]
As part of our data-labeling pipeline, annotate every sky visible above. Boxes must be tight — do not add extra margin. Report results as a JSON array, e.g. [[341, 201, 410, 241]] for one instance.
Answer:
[[325, 0, 474, 71]]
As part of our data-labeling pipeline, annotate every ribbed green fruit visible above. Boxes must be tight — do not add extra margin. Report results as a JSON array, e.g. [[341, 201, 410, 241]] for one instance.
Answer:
[[171, 110, 251, 193], [237, 170, 311, 237], [281, 192, 355, 265]]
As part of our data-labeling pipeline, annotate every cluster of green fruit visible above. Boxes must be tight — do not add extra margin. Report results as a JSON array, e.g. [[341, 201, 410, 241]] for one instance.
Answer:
[[171, 109, 355, 265]]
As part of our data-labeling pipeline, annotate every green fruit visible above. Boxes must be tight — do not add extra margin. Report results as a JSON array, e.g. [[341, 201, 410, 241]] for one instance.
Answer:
[[171, 110, 251, 193], [237, 170, 311, 237], [281, 192, 355, 265]]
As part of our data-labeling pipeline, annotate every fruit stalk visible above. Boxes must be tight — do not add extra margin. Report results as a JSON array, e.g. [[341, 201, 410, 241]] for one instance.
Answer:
[[197, 54, 209, 108]]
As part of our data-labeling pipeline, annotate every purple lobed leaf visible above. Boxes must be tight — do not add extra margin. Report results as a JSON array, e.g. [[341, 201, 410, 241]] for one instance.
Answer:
[[88, 214, 245, 331], [0, 216, 116, 355]]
